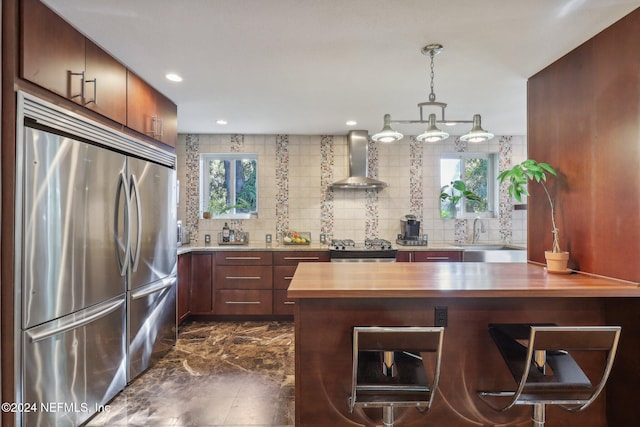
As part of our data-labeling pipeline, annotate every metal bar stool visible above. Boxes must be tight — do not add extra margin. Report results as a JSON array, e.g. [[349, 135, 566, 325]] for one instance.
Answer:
[[347, 326, 445, 427], [478, 323, 621, 427]]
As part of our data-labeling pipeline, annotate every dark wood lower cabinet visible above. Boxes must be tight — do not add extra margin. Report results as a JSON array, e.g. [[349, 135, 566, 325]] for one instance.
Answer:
[[177, 253, 191, 324], [273, 265, 298, 315], [214, 290, 273, 315], [189, 253, 214, 314], [182, 249, 328, 319], [397, 250, 462, 262]]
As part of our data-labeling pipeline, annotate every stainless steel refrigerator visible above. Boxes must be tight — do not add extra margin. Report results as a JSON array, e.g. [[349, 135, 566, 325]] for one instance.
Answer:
[[14, 92, 177, 426]]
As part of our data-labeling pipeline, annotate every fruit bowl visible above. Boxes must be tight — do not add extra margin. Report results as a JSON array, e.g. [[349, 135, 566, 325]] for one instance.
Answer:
[[283, 231, 311, 245]]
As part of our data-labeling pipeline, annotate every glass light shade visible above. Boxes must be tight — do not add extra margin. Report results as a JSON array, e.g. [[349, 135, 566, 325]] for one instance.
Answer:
[[416, 114, 449, 142], [460, 114, 494, 142], [372, 114, 404, 142]]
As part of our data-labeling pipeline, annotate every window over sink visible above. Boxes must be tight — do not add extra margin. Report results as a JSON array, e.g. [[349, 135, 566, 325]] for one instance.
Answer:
[[440, 152, 497, 219], [200, 153, 258, 219]]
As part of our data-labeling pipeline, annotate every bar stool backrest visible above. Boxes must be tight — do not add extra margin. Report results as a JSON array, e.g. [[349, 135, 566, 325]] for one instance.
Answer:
[[356, 328, 443, 353], [349, 326, 445, 416], [531, 326, 620, 352]]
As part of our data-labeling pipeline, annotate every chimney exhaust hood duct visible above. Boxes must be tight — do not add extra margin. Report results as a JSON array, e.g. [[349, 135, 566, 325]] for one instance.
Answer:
[[331, 130, 388, 190]]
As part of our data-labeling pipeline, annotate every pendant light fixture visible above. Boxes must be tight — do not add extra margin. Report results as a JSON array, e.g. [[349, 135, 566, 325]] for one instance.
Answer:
[[372, 43, 494, 143]]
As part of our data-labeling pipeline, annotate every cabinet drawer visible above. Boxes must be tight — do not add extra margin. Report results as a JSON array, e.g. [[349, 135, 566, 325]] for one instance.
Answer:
[[273, 290, 295, 315], [273, 251, 329, 266], [215, 290, 272, 315], [413, 251, 462, 262], [215, 266, 272, 289], [396, 251, 411, 262], [215, 251, 273, 266], [273, 265, 297, 290]]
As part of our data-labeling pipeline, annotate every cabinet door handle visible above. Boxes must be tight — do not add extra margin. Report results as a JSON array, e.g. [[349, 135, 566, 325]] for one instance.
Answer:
[[426, 256, 450, 260], [283, 301, 295, 305], [69, 70, 85, 100], [151, 115, 164, 138], [225, 276, 261, 280], [283, 276, 294, 280], [225, 256, 262, 260], [84, 77, 97, 105], [225, 301, 260, 305], [283, 256, 320, 261]]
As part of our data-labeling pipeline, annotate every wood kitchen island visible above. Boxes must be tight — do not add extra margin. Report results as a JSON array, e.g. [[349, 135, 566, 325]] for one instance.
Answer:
[[287, 262, 640, 426]]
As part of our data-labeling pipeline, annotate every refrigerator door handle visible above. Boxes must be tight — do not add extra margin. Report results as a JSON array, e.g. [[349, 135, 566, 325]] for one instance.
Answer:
[[131, 276, 176, 300], [130, 174, 142, 272], [115, 171, 131, 276], [26, 298, 125, 343]]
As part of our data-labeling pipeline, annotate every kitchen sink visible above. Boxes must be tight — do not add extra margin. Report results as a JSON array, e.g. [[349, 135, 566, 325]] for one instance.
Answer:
[[459, 244, 527, 263]]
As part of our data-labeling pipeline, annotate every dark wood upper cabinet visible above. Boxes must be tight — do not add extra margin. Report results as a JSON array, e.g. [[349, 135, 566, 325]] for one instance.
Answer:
[[84, 39, 127, 124], [127, 70, 177, 147], [21, 0, 126, 123], [20, 0, 175, 147], [21, 0, 85, 101]]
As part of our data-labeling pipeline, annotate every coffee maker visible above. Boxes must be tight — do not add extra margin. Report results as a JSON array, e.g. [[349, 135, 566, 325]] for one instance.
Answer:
[[397, 214, 428, 246]]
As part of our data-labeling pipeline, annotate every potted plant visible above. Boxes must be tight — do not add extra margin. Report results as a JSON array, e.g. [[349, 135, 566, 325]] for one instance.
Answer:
[[440, 180, 482, 218], [497, 159, 568, 272]]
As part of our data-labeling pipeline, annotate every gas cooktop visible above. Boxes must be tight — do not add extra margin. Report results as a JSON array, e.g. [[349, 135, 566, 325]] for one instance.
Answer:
[[329, 238, 397, 262], [330, 238, 394, 251]]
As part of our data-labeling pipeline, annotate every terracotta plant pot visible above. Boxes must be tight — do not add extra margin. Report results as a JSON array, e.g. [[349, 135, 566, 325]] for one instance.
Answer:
[[202, 211, 211, 219], [545, 251, 569, 273]]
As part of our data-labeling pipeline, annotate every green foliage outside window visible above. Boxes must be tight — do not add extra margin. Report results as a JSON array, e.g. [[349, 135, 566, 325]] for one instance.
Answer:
[[201, 154, 258, 217]]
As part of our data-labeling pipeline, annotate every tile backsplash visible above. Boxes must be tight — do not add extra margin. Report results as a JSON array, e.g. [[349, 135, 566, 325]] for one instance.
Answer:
[[176, 133, 527, 246]]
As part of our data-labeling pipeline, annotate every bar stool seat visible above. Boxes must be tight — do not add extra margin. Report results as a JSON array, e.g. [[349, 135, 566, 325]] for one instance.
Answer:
[[348, 326, 444, 427], [478, 323, 621, 427]]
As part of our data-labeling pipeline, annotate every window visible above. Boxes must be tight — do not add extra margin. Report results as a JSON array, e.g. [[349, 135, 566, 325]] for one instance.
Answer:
[[440, 153, 497, 218], [200, 153, 258, 218]]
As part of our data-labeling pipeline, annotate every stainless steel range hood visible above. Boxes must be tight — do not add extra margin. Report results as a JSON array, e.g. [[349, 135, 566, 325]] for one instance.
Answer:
[[330, 130, 388, 189]]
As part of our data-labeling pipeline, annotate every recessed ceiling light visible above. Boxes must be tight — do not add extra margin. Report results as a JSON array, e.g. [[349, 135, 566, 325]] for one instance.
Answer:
[[216, 119, 228, 125], [165, 73, 183, 82], [346, 120, 357, 126]]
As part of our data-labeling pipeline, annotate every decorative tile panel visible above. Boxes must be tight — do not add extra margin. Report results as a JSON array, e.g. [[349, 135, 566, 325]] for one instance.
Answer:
[[499, 136, 514, 242], [365, 138, 381, 239], [275, 135, 289, 237], [185, 134, 200, 242], [320, 136, 334, 240], [409, 136, 424, 221], [454, 136, 467, 243], [230, 134, 244, 231], [230, 134, 243, 152]]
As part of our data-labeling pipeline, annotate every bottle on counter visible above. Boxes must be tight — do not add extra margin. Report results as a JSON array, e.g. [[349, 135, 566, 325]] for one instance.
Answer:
[[222, 222, 230, 242], [229, 228, 235, 243]]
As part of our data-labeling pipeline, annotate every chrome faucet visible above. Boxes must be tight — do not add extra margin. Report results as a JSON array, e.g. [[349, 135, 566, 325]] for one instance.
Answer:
[[472, 217, 486, 243]]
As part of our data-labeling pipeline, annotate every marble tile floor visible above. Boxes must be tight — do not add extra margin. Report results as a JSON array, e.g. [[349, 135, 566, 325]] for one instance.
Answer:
[[85, 321, 295, 427]]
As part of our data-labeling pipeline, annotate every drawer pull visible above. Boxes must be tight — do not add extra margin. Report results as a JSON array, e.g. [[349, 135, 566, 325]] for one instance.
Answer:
[[283, 301, 295, 305], [426, 256, 450, 260], [225, 256, 262, 260], [225, 301, 261, 305], [284, 276, 294, 280], [225, 276, 261, 280], [283, 256, 320, 260]]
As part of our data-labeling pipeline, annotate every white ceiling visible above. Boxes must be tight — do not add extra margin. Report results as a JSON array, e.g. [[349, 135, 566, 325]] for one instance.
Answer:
[[43, 0, 640, 137]]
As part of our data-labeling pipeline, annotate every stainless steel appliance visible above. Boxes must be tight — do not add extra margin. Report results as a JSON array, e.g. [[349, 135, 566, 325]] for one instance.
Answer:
[[15, 92, 177, 426], [177, 220, 184, 246], [397, 214, 429, 246], [329, 239, 397, 262], [330, 130, 388, 189]]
